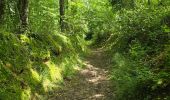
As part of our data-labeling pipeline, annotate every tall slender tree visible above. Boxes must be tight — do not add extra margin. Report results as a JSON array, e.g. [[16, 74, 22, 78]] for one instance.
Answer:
[[18, 0, 29, 33], [148, 0, 151, 5], [0, 0, 5, 24], [59, 0, 65, 32]]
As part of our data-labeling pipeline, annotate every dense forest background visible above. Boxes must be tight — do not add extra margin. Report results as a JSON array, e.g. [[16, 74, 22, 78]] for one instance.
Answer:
[[0, 0, 170, 100]]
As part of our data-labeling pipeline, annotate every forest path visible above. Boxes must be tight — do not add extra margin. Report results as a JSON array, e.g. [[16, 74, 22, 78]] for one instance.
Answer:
[[49, 49, 115, 100]]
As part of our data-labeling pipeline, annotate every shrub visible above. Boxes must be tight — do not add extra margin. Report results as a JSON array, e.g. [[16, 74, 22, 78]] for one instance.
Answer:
[[109, 6, 170, 99]]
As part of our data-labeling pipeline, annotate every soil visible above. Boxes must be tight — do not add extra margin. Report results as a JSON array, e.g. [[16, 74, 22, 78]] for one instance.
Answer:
[[49, 49, 115, 100]]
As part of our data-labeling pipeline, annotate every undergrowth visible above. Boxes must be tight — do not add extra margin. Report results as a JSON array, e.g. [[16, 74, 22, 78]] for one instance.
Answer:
[[90, 3, 170, 100], [0, 30, 87, 100], [108, 6, 170, 100]]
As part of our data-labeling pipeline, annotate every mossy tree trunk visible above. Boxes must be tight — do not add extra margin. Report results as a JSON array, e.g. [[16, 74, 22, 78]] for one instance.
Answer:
[[18, 0, 29, 34], [0, 0, 5, 24]]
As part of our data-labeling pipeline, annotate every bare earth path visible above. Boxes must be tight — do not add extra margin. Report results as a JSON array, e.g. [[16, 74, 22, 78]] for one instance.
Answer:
[[49, 49, 115, 100]]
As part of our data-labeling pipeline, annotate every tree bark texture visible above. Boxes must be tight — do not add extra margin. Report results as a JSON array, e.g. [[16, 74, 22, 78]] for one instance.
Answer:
[[0, 0, 5, 23], [59, 0, 65, 32], [18, 0, 29, 33]]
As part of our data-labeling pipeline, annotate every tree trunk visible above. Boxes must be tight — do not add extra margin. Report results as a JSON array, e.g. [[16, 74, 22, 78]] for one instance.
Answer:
[[59, 0, 65, 32], [0, 0, 5, 23], [148, 0, 151, 5], [18, 0, 29, 33]]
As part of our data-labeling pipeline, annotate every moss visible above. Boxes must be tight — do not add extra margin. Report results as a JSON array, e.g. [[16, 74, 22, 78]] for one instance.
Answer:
[[0, 31, 84, 99]]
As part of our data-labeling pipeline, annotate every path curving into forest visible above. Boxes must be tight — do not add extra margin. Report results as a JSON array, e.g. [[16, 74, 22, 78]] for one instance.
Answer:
[[49, 49, 115, 100]]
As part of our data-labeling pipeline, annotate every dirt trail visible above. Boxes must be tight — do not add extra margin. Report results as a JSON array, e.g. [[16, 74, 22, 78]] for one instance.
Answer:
[[49, 49, 115, 100]]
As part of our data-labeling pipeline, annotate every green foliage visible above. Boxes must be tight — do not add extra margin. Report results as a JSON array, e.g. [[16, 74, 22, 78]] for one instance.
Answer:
[[107, 5, 170, 100], [0, 0, 88, 99], [84, 0, 170, 99], [0, 31, 29, 100], [82, 0, 114, 46], [29, 0, 58, 33], [1, 0, 170, 99], [0, 30, 85, 99]]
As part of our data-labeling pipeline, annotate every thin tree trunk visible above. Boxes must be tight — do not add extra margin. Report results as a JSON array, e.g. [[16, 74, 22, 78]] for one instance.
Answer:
[[148, 0, 151, 5], [59, 0, 65, 32], [18, 0, 29, 33], [0, 0, 5, 24]]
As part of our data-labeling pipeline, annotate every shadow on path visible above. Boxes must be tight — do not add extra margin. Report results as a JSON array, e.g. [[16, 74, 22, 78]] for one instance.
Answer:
[[49, 49, 115, 100]]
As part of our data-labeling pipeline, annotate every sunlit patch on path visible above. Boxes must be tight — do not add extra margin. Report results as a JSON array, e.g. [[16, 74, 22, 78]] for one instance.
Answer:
[[49, 49, 115, 100], [81, 61, 109, 85]]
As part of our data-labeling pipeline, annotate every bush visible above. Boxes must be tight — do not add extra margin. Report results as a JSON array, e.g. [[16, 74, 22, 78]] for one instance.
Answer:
[[109, 6, 170, 99]]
